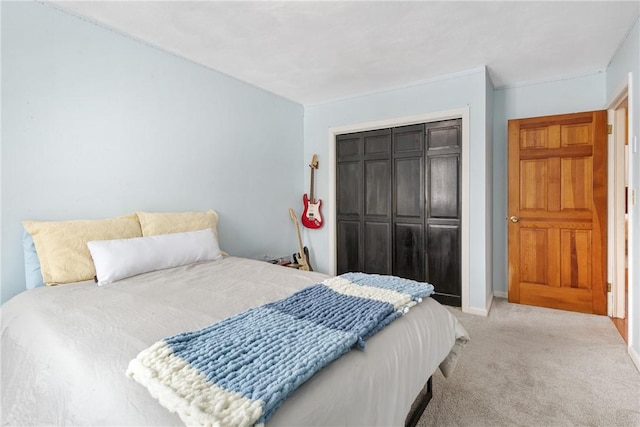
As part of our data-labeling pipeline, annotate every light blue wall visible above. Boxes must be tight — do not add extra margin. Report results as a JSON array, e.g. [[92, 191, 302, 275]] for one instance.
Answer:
[[606, 16, 640, 359], [491, 72, 607, 296], [1, 2, 304, 304], [304, 68, 492, 313]]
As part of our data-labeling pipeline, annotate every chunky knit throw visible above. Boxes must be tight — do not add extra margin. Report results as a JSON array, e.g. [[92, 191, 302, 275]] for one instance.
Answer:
[[126, 272, 434, 427]]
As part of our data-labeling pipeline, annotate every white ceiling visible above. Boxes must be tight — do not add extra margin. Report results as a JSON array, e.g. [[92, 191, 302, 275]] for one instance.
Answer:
[[50, 1, 640, 105]]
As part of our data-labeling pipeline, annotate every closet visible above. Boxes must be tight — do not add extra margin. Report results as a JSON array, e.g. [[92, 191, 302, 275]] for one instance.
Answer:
[[336, 119, 461, 306]]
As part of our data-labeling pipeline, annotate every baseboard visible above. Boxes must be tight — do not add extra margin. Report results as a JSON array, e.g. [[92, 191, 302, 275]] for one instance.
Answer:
[[467, 293, 493, 317], [629, 345, 640, 373], [467, 306, 488, 316], [493, 290, 507, 299]]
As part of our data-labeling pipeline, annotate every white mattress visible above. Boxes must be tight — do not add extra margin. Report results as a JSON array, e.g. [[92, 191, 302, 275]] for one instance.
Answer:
[[1, 257, 468, 426]]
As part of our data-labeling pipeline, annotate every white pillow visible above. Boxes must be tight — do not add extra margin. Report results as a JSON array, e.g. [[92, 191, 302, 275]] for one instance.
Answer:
[[87, 229, 222, 285]]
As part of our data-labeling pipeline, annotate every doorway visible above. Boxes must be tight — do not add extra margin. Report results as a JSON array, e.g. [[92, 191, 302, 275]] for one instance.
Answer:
[[610, 95, 629, 342]]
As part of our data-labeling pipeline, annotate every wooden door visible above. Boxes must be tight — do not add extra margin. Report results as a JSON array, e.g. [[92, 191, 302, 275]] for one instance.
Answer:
[[507, 111, 607, 314], [336, 129, 393, 275], [424, 120, 462, 306], [392, 124, 425, 282]]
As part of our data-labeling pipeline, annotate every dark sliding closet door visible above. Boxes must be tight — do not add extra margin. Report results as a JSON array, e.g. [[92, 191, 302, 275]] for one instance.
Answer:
[[424, 120, 462, 306], [336, 119, 461, 306], [336, 129, 393, 275]]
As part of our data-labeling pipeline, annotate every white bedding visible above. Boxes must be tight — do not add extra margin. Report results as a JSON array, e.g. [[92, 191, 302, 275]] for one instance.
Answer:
[[1, 257, 468, 426]]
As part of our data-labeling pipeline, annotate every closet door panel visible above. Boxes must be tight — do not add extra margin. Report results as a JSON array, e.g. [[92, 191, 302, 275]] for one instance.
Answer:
[[394, 157, 423, 218], [426, 224, 461, 303], [364, 133, 391, 155], [426, 120, 461, 151], [337, 134, 361, 157], [428, 154, 460, 218], [394, 126, 424, 153], [394, 223, 424, 281], [337, 221, 361, 274], [425, 118, 462, 306], [337, 162, 362, 216], [364, 222, 391, 274], [365, 160, 391, 216]]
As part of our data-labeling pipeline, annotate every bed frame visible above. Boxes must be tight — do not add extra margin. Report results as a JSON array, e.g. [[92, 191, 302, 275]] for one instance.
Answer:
[[405, 376, 433, 427]]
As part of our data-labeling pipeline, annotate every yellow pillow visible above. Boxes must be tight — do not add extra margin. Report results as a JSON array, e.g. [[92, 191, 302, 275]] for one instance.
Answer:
[[136, 210, 220, 237], [22, 215, 142, 285]]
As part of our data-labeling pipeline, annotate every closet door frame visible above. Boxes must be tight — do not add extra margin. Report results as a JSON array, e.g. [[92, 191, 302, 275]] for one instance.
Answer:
[[327, 107, 471, 313]]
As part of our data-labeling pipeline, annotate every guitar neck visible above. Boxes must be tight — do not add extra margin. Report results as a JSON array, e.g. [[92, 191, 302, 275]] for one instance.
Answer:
[[295, 220, 305, 256], [309, 167, 315, 202], [289, 208, 308, 269]]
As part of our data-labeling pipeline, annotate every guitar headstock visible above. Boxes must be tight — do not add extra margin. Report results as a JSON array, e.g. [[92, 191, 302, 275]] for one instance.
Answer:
[[309, 154, 318, 169], [289, 208, 299, 224]]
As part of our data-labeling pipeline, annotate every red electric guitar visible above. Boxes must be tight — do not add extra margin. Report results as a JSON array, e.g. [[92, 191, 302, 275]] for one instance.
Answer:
[[302, 154, 323, 229]]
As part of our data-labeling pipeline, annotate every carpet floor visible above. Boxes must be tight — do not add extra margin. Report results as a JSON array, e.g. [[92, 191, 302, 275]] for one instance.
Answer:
[[418, 298, 640, 426]]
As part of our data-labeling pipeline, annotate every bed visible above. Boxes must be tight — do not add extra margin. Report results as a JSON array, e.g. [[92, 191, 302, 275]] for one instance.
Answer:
[[2, 212, 468, 426]]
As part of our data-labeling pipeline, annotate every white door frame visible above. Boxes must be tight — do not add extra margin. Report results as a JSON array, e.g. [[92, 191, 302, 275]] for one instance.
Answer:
[[326, 107, 471, 313], [607, 75, 631, 319]]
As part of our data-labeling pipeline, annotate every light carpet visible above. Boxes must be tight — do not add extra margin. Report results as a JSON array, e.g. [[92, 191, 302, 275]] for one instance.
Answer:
[[418, 298, 640, 426]]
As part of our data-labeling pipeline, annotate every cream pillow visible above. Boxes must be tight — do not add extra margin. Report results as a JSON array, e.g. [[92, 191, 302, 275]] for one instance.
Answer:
[[136, 210, 219, 237], [88, 229, 222, 285], [22, 215, 142, 285]]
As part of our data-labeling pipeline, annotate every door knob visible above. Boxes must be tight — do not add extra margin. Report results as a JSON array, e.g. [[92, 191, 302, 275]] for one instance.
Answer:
[[510, 216, 519, 223]]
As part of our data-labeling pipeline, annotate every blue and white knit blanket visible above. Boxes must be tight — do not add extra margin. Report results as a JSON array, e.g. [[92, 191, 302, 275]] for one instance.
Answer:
[[126, 272, 434, 427]]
